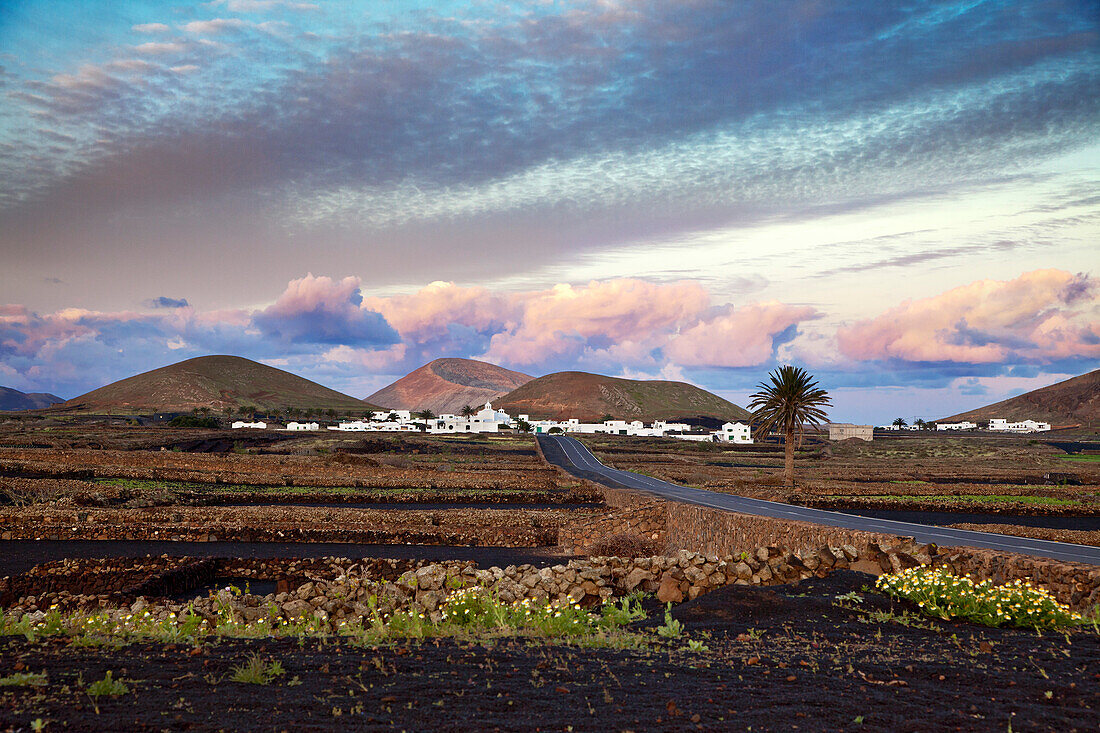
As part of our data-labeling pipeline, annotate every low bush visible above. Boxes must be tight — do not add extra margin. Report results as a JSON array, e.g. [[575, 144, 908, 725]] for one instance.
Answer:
[[230, 655, 286, 685], [86, 671, 128, 697], [876, 566, 1087, 629], [166, 415, 220, 429]]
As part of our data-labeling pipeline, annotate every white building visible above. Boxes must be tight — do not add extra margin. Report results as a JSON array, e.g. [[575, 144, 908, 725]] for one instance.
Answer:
[[936, 421, 977, 431], [988, 418, 1051, 433], [331, 420, 370, 431], [231, 421, 266, 429], [466, 402, 512, 432], [285, 421, 320, 431], [370, 410, 412, 423], [716, 422, 754, 444]]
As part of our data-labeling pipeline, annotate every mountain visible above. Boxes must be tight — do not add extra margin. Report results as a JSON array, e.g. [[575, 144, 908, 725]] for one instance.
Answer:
[[940, 369, 1100, 428], [55, 355, 376, 415], [495, 371, 751, 422], [0, 386, 64, 411], [367, 358, 533, 415]]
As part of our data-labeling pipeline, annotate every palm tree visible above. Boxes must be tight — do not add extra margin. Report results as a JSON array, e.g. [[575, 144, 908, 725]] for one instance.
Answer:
[[415, 409, 435, 431], [748, 366, 831, 489], [461, 405, 475, 418], [914, 418, 927, 431], [892, 417, 907, 428]]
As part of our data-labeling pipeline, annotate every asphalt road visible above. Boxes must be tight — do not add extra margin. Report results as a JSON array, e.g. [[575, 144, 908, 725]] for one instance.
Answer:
[[540, 434, 1100, 566]]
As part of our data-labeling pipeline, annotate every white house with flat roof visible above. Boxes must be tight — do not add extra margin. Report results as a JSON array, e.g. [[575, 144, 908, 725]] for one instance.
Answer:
[[936, 421, 977, 431], [988, 418, 1051, 433], [231, 421, 266, 429], [716, 422, 753, 444], [285, 421, 319, 431]]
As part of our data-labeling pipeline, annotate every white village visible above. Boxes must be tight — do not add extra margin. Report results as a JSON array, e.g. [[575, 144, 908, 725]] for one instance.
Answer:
[[234, 401, 757, 443], [232, 400, 1051, 442]]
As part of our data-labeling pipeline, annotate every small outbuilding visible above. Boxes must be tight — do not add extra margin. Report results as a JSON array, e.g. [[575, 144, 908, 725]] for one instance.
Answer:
[[827, 423, 873, 442]]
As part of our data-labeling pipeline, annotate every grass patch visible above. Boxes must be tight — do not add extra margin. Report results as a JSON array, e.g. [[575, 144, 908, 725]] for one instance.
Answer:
[[0, 671, 48, 688], [86, 670, 129, 698], [90, 477, 538, 499], [92, 478, 364, 495], [848, 494, 1079, 505], [1059, 455, 1100, 462], [1, 590, 662, 650], [229, 655, 286, 685]]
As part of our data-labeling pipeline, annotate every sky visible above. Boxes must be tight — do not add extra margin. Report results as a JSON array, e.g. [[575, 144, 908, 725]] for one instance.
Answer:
[[1, 0, 1098, 423]]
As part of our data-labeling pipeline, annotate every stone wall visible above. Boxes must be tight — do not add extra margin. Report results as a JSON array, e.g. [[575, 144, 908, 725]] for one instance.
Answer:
[[538, 437, 1100, 610], [557, 499, 666, 555], [665, 503, 902, 557], [0, 546, 879, 625]]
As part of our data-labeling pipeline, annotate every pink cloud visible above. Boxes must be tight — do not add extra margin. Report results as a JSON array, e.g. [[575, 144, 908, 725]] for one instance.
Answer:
[[254, 273, 397, 345], [363, 281, 515, 345], [263, 273, 363, 317], [666, 302, 819, 367], [837, 269, 1100, 363], [482, 279, 710, 366]]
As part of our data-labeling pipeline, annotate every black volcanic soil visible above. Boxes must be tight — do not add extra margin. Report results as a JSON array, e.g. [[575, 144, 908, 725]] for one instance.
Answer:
[[0, 540, 569, 577], [1, 573, 1095, 732]]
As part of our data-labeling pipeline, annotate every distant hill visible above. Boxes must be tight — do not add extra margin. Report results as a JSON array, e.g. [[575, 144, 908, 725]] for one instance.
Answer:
[[941, 369, 1100, 428], [367, 358, 533, 415], [496, 371, 751, 422], [55, 355, 376, 415], [0, 386, 64, 411]]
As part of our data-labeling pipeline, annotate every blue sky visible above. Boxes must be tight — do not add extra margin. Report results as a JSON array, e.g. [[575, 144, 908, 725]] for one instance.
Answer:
[[1, 1, 1097, 421]]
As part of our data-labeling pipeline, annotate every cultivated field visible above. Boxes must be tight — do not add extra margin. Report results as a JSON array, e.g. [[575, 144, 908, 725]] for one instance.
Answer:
[[0, 419, 1097, 730]]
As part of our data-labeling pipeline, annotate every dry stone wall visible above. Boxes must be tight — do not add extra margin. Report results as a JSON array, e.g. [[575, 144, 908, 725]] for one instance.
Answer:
[[544, 452, 1100, 610]]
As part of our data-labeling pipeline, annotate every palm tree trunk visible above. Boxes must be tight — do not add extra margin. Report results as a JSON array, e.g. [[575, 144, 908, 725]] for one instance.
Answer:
[[784, 425, 795, 488]]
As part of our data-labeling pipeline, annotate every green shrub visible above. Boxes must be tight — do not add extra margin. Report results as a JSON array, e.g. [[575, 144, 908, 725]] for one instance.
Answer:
[[86, 671, 128, 697], [656, 603, 683, 639], [229, 655, 285, 685], [876, 567, 1086, 629], [167, 415, 220, 428]]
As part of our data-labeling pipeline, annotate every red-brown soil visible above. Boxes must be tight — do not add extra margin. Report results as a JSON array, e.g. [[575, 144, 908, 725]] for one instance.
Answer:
[[0, 504, 596, 546], [0, 445, 563, 491], [366, 358, 532, 414], [0, 572, 1095, 732], [50, 355, 375, 415], [941, 368, 1100, 428], [497, 371, 750, 422]]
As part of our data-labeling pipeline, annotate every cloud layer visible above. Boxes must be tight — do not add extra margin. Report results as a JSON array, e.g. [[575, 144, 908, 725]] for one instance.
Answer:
[[2, 270, 1096, 406], [1, 1, 1096, 312]]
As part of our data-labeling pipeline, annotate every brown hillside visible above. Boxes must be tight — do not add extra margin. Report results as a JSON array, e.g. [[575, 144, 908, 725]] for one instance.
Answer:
[[55, 355, 375, 415], [941, 369, 1100, 428], [496, 371, 750, 422], [1, 386, 64, 411], [367, 358, 533, 415]]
